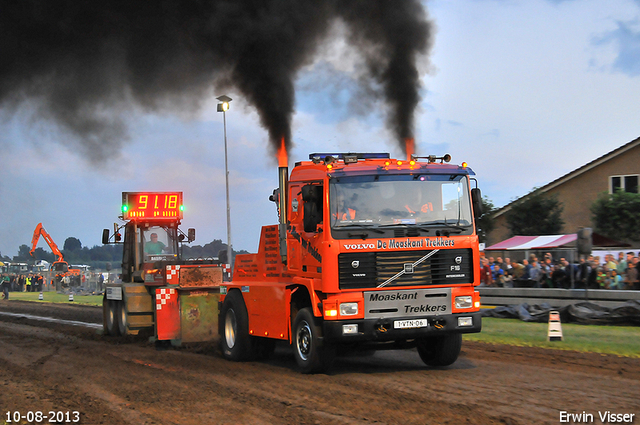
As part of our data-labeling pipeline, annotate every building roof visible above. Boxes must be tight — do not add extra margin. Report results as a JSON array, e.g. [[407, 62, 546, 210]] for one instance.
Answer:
[[485, 234, 577, 250], [485, 233, 630, 251], [492, 136, 640, 218]]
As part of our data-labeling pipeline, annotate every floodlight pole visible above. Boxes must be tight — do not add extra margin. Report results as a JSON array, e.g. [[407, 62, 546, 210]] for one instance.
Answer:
[[217, 95, 233, 275], [223, 109, 232, 273]]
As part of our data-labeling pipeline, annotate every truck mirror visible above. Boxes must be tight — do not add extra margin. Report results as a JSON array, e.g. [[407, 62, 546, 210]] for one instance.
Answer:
[[471, 188, 483, 218], [188, 228, 196, 242], [102, 229, 110, 245], [302, 185, 323, 232]]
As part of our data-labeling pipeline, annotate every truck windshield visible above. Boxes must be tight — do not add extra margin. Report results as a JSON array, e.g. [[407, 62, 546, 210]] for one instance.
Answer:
[[329, 174, 473, 230]]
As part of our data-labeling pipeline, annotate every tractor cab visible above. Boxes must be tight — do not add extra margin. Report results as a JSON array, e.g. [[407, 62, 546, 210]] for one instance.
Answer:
[[103, 192, 193, 283]]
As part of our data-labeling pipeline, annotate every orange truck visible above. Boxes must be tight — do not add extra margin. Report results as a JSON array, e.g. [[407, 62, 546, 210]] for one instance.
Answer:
[[219, 152, 483, 373]]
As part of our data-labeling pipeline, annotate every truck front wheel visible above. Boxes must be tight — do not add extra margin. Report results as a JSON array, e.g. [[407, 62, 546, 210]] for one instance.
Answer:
[[292, 307, 335, 374], [220, 290, 252, 361], [416, 333, 462, 367]]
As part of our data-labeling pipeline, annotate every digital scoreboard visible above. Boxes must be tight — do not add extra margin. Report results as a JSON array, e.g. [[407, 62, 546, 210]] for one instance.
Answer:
[[122, 192, 183, 220]]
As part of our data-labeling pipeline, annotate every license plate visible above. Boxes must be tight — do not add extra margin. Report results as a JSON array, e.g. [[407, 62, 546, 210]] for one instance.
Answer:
[[394, 319, 428, 329]]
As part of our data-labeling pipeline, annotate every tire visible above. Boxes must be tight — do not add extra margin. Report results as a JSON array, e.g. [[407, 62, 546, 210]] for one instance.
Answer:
[[116, 301, 128, 336], [416, 333, 462, 367], [220, 290, 252, 361], [292, 307, 335, 374], [103, 298, 119, 336]]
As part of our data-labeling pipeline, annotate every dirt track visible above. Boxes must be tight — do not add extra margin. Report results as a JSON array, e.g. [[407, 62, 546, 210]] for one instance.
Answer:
[[0, 300, 638, 425]]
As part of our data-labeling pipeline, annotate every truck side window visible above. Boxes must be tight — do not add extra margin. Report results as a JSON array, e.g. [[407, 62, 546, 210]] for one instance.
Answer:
[[301, 184, 323, 232]]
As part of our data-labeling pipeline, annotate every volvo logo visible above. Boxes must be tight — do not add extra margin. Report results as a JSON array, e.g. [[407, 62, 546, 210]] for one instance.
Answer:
[[455, 256, 463, 264], [351, 260, 360, 269]]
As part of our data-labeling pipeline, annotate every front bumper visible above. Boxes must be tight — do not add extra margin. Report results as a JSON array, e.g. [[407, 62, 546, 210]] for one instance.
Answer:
[[323, 311, 482, 343]]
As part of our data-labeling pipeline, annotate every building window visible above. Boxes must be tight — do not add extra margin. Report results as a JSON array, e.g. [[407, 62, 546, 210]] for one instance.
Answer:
[[610, 175, 639, 194]]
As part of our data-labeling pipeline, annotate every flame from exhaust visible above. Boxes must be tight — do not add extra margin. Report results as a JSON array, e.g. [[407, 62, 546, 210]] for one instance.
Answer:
[[277, 137, 288, 168], [405, 138, 415, 161]]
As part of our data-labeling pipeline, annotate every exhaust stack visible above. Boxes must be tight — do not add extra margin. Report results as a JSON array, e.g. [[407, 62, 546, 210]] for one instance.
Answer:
[[277, 139, 288, 264]]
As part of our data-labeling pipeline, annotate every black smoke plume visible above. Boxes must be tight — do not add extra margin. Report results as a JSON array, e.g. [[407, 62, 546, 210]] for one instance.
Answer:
[[0, 1, 432, 161]]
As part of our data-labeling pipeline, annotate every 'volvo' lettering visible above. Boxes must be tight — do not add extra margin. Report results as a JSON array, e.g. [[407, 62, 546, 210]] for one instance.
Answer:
[[345, 243, 375, 250]]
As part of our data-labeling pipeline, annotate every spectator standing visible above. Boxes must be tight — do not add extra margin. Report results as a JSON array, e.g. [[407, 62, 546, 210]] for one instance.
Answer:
[[480, 258, 493, 287], [609, 270, 623, 290], [605, 254, 617, 272], [624, 262, 638, 290], [521, 259, 531, 280], [529, 261, 542, 287], [551, 264, 567, 288], [1, 274, 9, 299], [492, 264, 505, 287], [616, 252, 627, 276], [632, 258, 640, 290]]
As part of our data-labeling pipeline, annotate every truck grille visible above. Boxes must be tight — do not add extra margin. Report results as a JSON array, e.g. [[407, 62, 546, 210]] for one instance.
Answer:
[[338, 249, 473, 290]]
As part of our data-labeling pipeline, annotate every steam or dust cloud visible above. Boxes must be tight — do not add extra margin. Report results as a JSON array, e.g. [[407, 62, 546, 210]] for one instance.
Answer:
[[0, 1, 432, 160]]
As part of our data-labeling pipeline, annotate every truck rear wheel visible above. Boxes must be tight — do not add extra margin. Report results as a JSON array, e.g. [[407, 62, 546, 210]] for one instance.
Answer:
[[292, 307, 335, 374], [220, 290, 252, 361], [416, 334, 462, 367]]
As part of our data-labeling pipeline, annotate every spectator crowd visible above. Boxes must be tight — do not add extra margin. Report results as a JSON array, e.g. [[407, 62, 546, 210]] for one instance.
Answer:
[[480, 251, 640, 290]]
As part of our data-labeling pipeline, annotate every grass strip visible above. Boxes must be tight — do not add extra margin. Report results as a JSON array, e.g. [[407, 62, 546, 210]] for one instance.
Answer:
[[4, 291, 103, 306], [466, 317, 640, 358]]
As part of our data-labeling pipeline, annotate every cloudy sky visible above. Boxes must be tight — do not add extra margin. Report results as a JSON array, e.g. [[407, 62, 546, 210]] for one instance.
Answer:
[[2, 0, 640, 258]]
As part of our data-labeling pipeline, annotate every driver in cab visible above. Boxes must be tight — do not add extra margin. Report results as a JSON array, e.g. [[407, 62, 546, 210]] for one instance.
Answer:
[[145, 233, 166, 255], [334, 197, 356, 222]]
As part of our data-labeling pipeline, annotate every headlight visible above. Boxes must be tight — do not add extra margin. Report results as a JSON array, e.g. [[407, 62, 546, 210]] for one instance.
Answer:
[[455, 296, 473, 309], [342, 324, 358, 335], [340, 302, 358, 316], [458, 317, 473, 327]]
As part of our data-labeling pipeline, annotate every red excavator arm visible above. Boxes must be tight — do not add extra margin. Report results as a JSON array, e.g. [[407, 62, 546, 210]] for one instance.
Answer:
[[30, 223, 65, 263]]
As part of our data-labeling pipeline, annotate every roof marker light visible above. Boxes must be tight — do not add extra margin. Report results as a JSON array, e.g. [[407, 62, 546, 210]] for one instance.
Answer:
[[461, 162, 468, 168]]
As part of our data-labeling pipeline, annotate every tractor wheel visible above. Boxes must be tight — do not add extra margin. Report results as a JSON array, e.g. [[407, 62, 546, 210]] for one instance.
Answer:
[[116, 301, 128, 336], [103, 298, 119, 336], [416, 334, 462, 367]]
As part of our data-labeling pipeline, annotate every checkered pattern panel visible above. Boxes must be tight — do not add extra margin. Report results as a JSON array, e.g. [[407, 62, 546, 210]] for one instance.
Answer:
[[156, 287, 176, 310], [166, 265, 180, 285]]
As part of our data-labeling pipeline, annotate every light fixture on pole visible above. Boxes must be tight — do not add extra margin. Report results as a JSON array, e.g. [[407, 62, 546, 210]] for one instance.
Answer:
[[216, 95, 233, 275]]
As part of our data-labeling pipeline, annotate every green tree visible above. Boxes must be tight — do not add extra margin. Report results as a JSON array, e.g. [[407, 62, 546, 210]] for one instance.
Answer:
[[32, 247, 56, 262], [63, 237, 82, 252], [476, 196, 495, 244], [13, 244, 32, 262], [506, 191, 564, 236], [591, 190, 640, 242]]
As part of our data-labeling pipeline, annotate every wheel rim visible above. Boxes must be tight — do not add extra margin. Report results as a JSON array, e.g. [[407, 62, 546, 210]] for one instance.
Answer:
[[107, 302, 116, 329], [225, 308, 237, 349], [119, 303, 127, 332], [296, 320, 312, 361]]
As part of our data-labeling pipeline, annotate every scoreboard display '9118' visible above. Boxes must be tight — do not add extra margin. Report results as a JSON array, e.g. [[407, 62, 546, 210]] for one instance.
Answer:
[[121, 192, 183, 220]]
